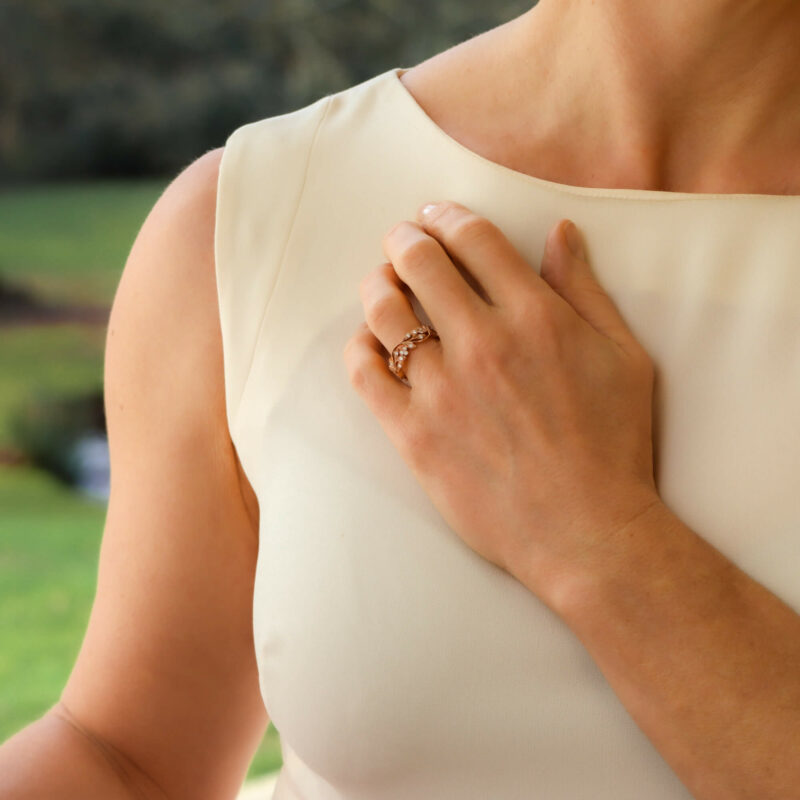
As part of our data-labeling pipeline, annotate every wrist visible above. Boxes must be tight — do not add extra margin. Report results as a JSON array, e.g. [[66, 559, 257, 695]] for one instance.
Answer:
[[536, 490, 677, 624]]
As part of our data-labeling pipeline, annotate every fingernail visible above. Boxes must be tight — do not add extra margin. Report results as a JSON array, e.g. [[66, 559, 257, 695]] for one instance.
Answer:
[[419, 202, 441, 220], [564, 220, 585, 260]]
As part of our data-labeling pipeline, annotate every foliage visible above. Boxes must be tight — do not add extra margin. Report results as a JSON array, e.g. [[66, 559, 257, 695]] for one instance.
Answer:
[[0, 0, 530, 181]]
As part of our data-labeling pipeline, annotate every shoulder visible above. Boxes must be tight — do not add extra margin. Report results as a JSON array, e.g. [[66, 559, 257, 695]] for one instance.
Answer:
[[140, 146, 224, 254], [119, 147, 224, 298], [108, 148, 225, 416], [105, 146, 258, 518], [108, 146, 224, 377]]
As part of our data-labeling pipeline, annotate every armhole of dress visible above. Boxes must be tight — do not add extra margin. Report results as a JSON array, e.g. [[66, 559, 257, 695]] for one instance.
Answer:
[[213, 93, 333, 482]]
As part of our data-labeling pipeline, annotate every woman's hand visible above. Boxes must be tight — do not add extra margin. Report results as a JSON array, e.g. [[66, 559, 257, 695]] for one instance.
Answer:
[[343, 200, 665, 611]]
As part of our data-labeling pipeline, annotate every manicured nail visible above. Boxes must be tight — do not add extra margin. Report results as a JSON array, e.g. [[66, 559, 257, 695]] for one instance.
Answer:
[[419, 202, 441, 219], [563, 220, 585, 259]]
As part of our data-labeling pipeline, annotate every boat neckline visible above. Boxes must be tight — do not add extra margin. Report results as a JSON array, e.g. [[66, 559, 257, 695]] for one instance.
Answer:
[[386, 66, 800, 202]]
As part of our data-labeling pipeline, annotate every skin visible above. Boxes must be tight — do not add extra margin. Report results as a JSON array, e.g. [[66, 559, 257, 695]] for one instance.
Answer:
[[2, 1, 799, 798], [399, 0, 800, 195]]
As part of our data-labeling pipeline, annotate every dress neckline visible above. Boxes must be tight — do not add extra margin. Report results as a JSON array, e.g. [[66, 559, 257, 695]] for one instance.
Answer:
[[386, 66, 800, 203]]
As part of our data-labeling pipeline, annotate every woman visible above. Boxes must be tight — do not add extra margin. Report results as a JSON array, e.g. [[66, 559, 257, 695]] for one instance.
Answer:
[[2, 1, 799, 798]]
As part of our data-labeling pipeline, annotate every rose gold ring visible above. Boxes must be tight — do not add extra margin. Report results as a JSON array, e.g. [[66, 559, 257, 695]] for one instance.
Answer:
[[387, 323, 439, 381]]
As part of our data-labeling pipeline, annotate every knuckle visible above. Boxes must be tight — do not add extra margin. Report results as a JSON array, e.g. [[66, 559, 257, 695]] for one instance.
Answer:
[[516, 294, 565, 351], [426, 381, 461, 420], [399, 417, 434, 464], [348, 363, 368, 393], [376, 261, 396, 279], [344, 351, 371, 394], [364, 293, 396, 330], [381, 220, 406, 249], [458, 326, 488, 360], [358, 272, 374, 296], [515, 289, 553, 328], [451, 213, 496, 246], [460, 328, 502, 372], [359, 262, 391, 290], [534, 305, 563, 340], [490, 326, 517, 364], [457, 330, 516, 395], [398, 235, 439, 274], [342, 323, 368, 355], [520, 285, 550, 313]]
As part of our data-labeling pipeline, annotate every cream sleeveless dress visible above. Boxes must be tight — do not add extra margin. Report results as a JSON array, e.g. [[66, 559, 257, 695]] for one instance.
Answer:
[[214, 66, 800, 799]]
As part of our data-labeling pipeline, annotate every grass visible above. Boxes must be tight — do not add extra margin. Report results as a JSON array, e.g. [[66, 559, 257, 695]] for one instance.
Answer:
[[0, 464, 106, 737], [0, 180, 282, 780], [0, 179, 168, 306]]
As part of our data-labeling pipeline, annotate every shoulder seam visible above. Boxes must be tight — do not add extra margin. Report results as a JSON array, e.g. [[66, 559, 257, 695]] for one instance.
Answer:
[[230, 93, 335, 430]]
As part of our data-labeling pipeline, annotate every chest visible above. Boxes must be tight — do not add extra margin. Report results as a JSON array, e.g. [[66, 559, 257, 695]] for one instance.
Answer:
[[236, 188, 800, 797]]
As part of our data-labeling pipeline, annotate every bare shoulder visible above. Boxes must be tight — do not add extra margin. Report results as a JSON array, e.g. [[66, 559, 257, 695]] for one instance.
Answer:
[[105, 145, 257, 522], [56, 146, 267, 799]]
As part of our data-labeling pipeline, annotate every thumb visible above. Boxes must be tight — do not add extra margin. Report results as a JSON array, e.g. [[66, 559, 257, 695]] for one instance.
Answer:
[[541, 219, 635, 349]]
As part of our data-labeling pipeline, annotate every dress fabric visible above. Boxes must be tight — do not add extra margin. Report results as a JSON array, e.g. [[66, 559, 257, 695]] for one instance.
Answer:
[[213, 66, 800, 800]]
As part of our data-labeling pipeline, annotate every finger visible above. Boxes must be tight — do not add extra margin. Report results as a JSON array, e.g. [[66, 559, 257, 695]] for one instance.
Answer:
[[540, 219, 639, 351], [381, 219, 484, 342], [343, 320, 411, 420], [359, 261, 442, 387], [416, 200, 549, 310]]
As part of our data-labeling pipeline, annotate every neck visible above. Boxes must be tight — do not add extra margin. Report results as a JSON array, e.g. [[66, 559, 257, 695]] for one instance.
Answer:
[[507, 0, 800, 192]]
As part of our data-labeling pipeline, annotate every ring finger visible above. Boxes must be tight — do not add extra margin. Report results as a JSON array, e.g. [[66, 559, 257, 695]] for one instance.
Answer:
[[359, 261, 441, 385]]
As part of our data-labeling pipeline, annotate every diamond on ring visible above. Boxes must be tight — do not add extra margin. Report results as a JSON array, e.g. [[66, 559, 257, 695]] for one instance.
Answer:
[[387, 323, 440, 381]]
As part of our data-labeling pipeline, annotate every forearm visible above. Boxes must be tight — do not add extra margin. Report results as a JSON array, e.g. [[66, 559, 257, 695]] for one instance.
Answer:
[[551, 501, 800, 800], [0, 703, 165, 800]]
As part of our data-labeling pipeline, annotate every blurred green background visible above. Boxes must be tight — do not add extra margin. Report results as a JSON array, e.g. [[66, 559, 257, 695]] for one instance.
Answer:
[[0, 0, 529, 782]]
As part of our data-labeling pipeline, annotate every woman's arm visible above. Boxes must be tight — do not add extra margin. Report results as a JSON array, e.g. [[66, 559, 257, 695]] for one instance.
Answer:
[[0, 147, 268, 800], [541, 499, 800, 800]]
